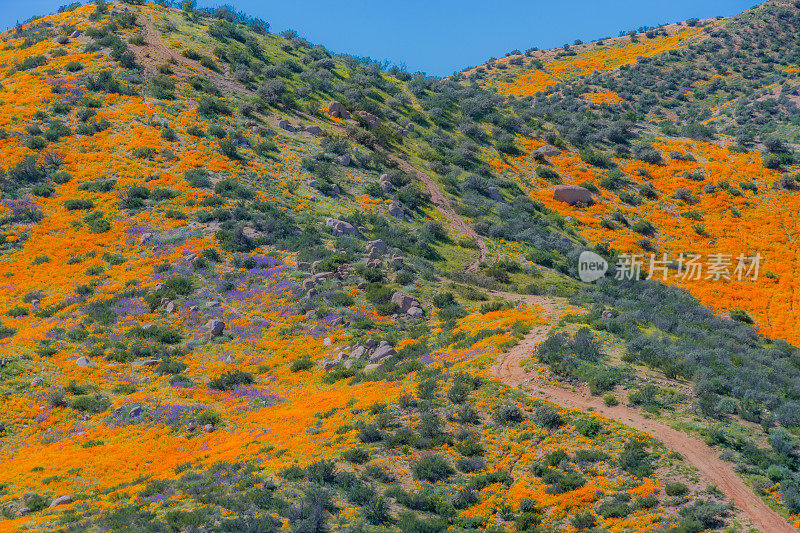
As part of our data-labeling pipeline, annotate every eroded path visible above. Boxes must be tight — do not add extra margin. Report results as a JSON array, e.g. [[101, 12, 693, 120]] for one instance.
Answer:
[[376, 148, 488, 271], [490, 292, 797, 533]]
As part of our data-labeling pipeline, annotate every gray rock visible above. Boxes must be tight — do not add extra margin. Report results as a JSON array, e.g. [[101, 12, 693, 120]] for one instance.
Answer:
[[391, 291, 419, 313], [407, 306, 424, 318], [302, 278, 316, 290], [364, 338, 377, 349], [363, 363, 381, 374], [350, 345, 366, 358], [366, 239, 387, 254], [388, 201, 404, 217], [336, 154, 351, 166], [205, 301, 220, 308], [379, 174, 393, 192], [304, 310, 317, 320], [70, 31, 80, 38], [306, 125, 323, 136], [297, 261, 311, 271], [553, 185, 592, 205], [278, 119, 294, 131], [370, 342, 396, 361], [141, 358, 159, 366], [204, 424, 214, 433], [164, 301, 176, 314], [328, 100, 350, 119], [139, 233, 152, 244], [355, 111, 381, 130], [535, 145, 562, 157], [49, 495, 72, 508], [129, 406, 143, 418], [323, 358, 340, 371], [330, 184, 341, 195], [31, 377, 43, 387], [389, 254, 405, 268], [601, 310, 613, 319], [366, 258, 382, 268], [206, 319, 225, 337], [76, 356, 90, 367], [325, 218, 359, 237]]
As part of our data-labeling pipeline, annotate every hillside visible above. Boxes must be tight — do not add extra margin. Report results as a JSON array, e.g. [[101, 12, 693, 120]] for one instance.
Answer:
[[0, 1, 798, 532]]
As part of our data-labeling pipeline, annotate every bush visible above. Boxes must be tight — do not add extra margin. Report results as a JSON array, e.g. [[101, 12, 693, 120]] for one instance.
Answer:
[[493, 403, 525, 425], [665, 482, 689, 496], [413, 454, 454, 482], [342, 447, 370, 464], [290, 356, 314, 372], [208, 370, 254, 391], [575, 418, 602, 437], [533, 405, 563, 429]]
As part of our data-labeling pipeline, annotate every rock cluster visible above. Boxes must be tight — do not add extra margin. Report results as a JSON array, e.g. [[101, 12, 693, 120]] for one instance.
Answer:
[[322, 339, 396, 371]]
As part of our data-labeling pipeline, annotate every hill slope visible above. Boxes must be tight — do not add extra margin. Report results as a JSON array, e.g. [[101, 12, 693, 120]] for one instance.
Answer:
[[0, 1, 798, 532]]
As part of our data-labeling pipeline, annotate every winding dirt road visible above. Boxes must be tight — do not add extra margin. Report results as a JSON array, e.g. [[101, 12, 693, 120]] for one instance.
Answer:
[[490, 291, 797, 533]]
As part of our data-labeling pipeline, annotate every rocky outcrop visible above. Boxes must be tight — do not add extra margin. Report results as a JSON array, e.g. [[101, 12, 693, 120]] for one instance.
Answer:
[[328, 100, 350, 119], [325, 218, 359, 237], [553, 185, 592, 205]]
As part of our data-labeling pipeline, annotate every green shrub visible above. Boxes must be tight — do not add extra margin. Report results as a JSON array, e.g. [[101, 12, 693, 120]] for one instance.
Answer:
[[290, 356, 314, 372], [665, 482, 689, 496], [413, 454, 454, 482], [208, 370, 254, 391], [342, 447, 370, 464]]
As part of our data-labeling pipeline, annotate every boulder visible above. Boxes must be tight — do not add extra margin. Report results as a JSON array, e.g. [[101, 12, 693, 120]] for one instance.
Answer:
[[366, 258, 381, 268], [306, 125, 323, 136], [278, 119, 295, 132], [76, 356, 90, 367], [164, 301, 176, 314], [601, 310, 613, 319], [129, 406, 143, 418], [364, 338, 377, 349], [206, 319, 225, 337], [388, 201, 404, 218], [70, 30, 80, 38], [391, 291, 419, 313], [323, 359, 340, 371], [378, 174, 392, 192], [328, 100, 350, 119], [363, 363, 381, 374], [336, 154, 351, 166], [325, 218, 359, 237], [389, 256, 405, 268], [141, 358, 159, 366], [553, 185, 592, 206], [297, 261, 311, 271], [535, 145, 562, 157], [407, 306, 424, 318], [355, 111, 381, 130], [31, 377, 43, 387], [302, 278, 316, 291], [366, 239, 387, 254], [370, 342, 396, 361], [350, 345, 366, 359], [304, 310, 317, 320], [49, 495, 72, 508], [139, 233, 152, 244]]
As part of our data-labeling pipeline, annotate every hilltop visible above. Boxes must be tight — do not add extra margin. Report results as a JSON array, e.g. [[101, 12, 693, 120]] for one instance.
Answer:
[[0, 1, 798, 532]]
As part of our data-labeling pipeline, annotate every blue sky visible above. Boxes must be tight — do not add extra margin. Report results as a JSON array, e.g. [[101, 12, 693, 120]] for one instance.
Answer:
[[2, 0, 758, 76]]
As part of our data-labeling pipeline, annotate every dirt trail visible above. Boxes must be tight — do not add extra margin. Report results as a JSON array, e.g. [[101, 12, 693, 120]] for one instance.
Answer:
[[376, 148, 488, 271], [130, 9, 253, 96], [490, 291, 797, 533]]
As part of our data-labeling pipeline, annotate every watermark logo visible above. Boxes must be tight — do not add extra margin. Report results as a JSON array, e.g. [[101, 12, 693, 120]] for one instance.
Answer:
[[614, 253, 762, 282], [578, 251, 608, 282]]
